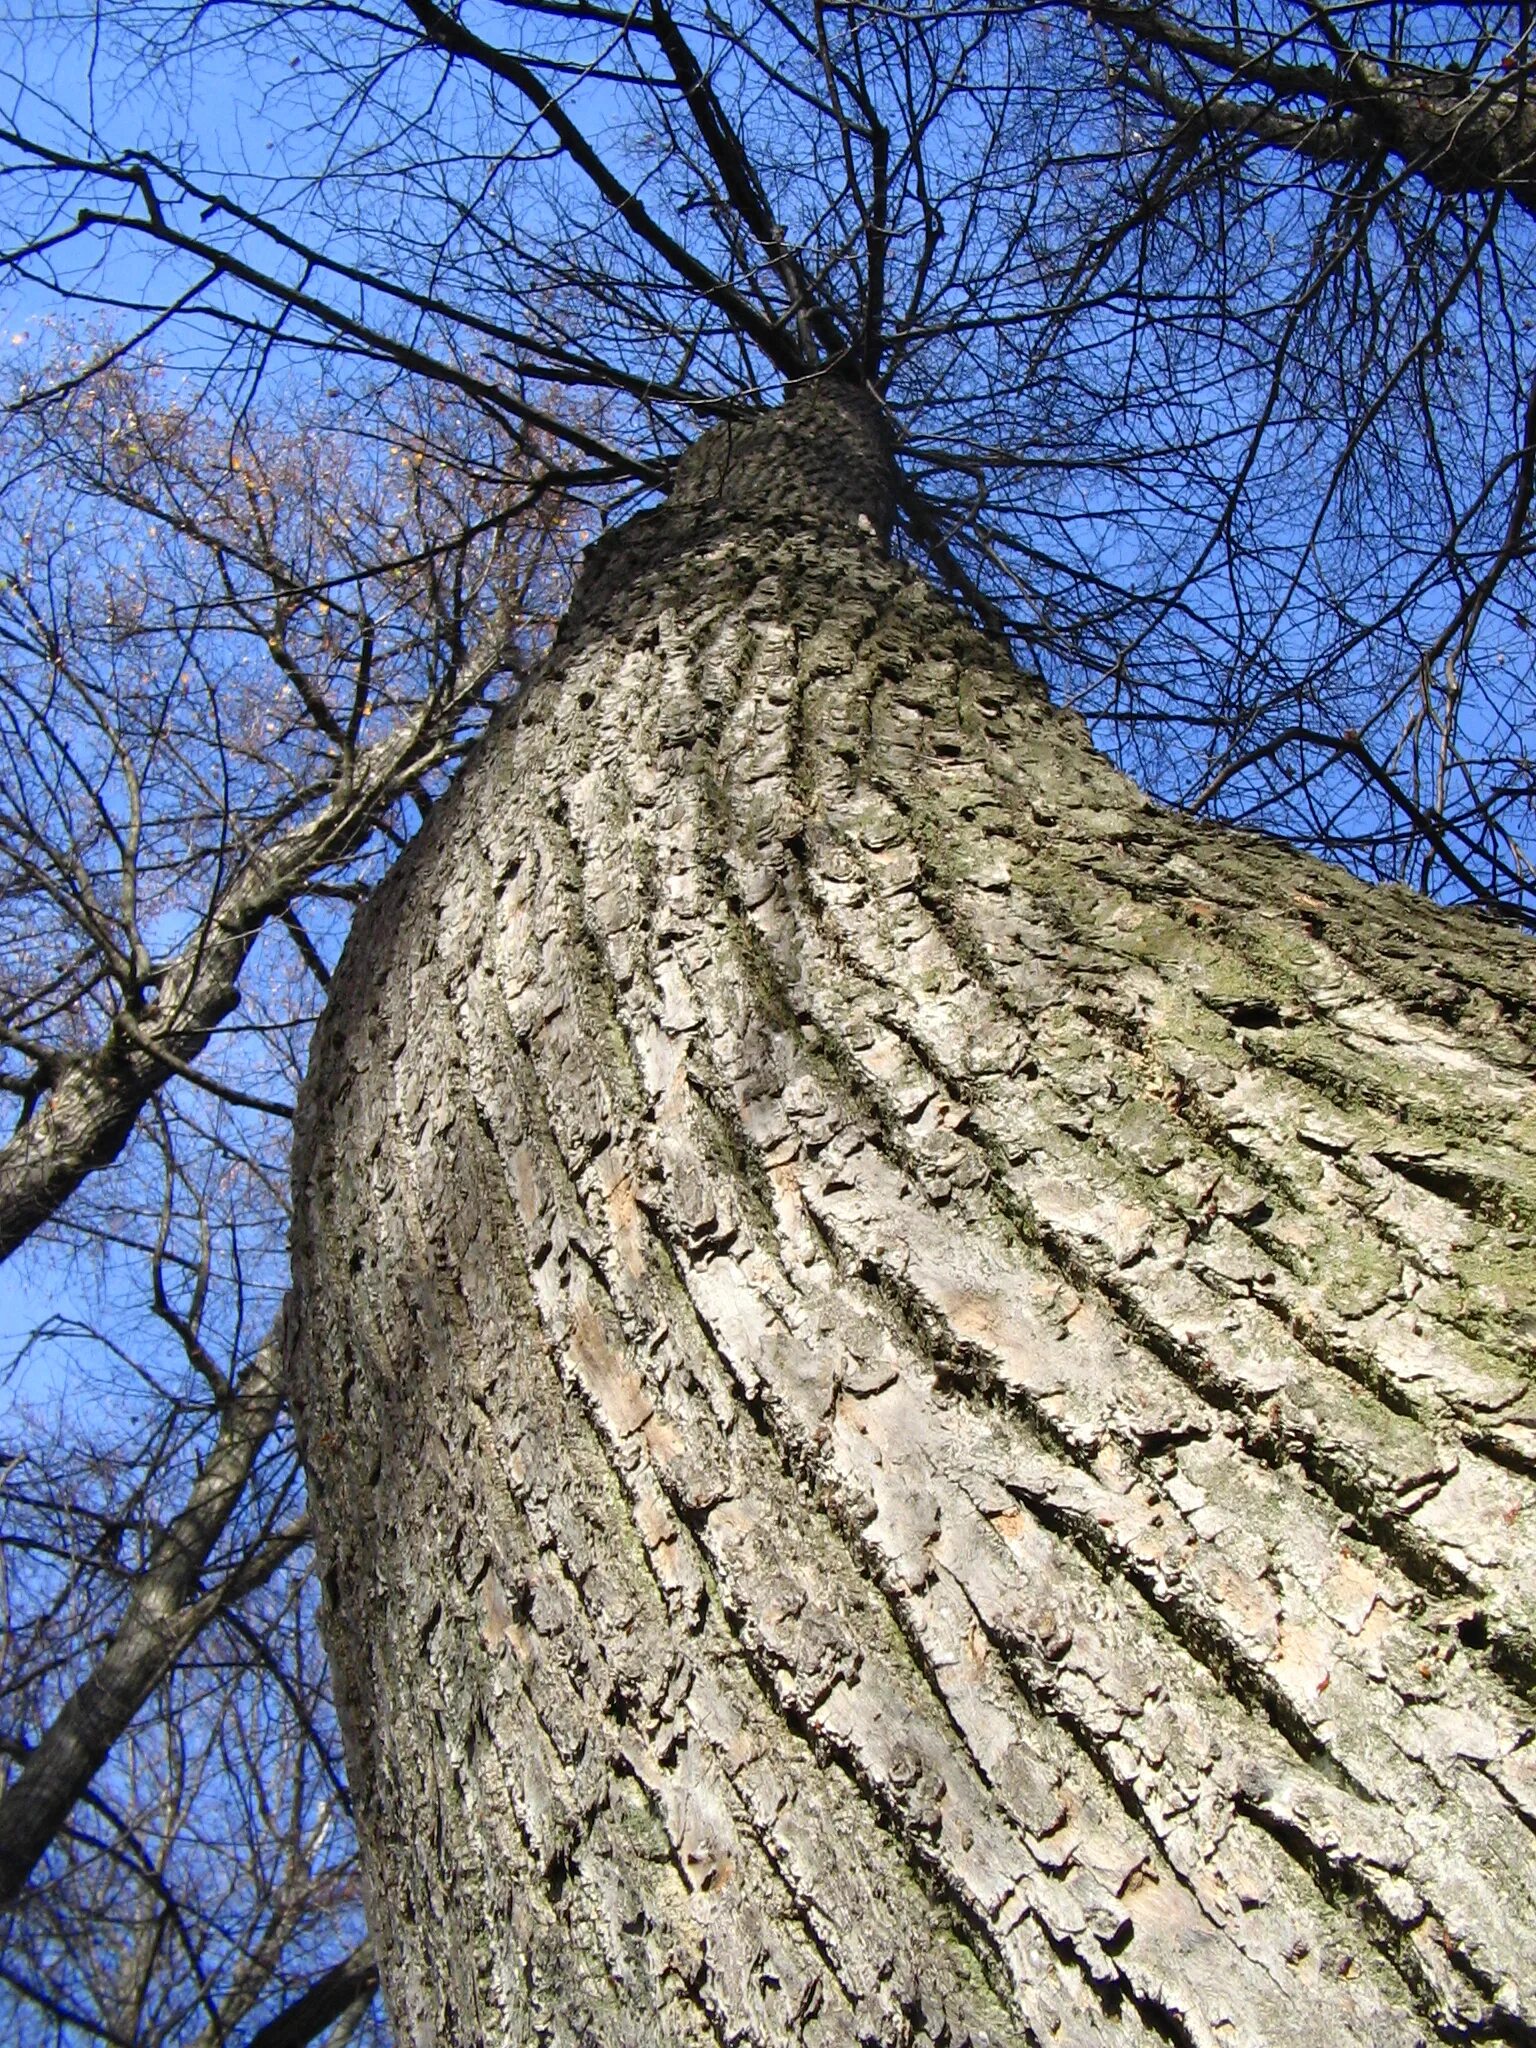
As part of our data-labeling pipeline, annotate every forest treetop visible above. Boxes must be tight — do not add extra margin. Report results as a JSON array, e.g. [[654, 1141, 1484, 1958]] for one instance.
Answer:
[[8, 0, 1531, 920], [4, 1, 1536, 903]]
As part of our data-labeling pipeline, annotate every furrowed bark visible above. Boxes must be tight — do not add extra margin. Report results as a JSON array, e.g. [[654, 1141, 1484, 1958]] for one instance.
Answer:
[[290, 382, 1536, 2046], [0, 1340, 291, 1903]]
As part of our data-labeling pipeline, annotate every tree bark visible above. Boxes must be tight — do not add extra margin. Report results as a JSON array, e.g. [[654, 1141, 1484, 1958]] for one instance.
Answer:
[[289, 383, 1536, 2047]]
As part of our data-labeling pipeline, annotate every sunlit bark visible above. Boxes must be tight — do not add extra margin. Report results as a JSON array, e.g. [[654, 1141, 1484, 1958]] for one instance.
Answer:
[[292, 384, 1536, 2045]]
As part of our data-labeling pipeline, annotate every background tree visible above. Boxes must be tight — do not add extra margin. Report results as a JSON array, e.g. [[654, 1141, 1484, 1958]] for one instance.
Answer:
[[0, 343, 579, 2041], [0, 2, 1534, 2043]]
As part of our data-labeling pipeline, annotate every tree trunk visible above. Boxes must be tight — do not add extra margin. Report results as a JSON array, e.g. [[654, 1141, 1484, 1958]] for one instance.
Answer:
[[289, 384, 1536, 2048]]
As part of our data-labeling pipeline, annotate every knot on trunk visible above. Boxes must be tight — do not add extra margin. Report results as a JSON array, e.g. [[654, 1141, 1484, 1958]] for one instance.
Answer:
[[672, 379, 896, 543]]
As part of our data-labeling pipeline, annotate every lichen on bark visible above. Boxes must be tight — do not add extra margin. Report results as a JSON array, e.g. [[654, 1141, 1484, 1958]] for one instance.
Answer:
[[290, 381, 1536, 2047]]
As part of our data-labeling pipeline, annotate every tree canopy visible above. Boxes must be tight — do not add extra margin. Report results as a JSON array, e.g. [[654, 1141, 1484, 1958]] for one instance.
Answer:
[[7, 0, 1536, 912]]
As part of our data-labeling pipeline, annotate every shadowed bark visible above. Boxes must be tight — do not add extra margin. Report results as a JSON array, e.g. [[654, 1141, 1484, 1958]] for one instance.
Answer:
[[290, 381, 1536, 2046]]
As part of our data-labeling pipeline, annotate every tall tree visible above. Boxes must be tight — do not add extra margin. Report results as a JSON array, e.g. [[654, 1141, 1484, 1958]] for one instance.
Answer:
[[290, 378, 1536, 2045], [2, 3, 1535, 2042]]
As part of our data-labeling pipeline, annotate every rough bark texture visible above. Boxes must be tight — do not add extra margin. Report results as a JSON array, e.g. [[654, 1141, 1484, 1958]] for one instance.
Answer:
[[290, 384, 1536, 2047]]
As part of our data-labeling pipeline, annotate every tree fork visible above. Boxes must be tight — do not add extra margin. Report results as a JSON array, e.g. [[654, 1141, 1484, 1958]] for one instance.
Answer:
[[290, 381, 1536, 2046]]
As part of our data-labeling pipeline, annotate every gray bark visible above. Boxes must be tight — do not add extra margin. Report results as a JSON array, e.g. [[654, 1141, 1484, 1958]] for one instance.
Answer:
[[289, 384, 1536, 2047]]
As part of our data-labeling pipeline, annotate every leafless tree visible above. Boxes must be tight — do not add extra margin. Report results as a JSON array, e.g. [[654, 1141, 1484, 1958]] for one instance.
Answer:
[[0, 344, 581, 2040], [2, 0, 1533, 914]]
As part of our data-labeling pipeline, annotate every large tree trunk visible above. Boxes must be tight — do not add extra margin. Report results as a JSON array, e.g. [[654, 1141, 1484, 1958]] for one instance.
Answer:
[[289, 385, 1536, 2047]]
